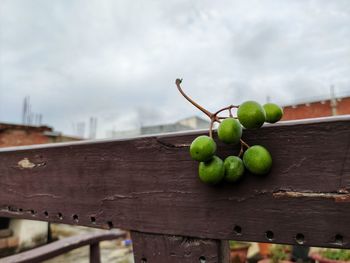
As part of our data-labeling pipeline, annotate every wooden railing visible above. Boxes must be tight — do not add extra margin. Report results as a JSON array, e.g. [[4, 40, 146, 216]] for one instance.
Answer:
[[0, 116, 349, 262], [1, 230, 126, 263]]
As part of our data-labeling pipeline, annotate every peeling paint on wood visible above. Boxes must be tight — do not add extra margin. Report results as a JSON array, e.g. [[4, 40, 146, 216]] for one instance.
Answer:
[[17, 158, 36, 169], [17, 158, 46, 169], [273, 190, 350, 202]]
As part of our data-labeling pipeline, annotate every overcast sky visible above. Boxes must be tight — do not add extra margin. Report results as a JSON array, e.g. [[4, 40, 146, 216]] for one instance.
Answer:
[[0, 0, 349, 138]]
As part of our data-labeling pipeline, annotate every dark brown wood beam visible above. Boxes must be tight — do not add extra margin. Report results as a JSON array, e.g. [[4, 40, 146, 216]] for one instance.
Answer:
[[131, 231, 229, 263], [0, 116, 349, 248]]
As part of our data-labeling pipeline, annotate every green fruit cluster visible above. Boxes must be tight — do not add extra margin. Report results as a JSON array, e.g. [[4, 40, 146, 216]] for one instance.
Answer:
[[190, 101, 283, 185]]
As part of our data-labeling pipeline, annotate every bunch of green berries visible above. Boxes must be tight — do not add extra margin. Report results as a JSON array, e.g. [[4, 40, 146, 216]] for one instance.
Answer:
[[176, 79, 283, 185]]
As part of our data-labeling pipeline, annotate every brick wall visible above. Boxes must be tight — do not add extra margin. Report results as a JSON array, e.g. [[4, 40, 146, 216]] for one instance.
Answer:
[[0, 124, 53, 148], [282, 96, 350, 120], [0, 124, 80, 148], [337, 97, 350, 115], [0, 129, 50, 147]]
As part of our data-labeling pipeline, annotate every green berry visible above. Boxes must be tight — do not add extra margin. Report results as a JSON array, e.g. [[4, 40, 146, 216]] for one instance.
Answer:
[[198, 156, 225, 184], [190, 135, 216, 162], [243, 145, 272, 175], [263, 103, 283, 123], [237, 101, 266, 129], [217, 118, 242, 145], [224, 156, 245, 182]]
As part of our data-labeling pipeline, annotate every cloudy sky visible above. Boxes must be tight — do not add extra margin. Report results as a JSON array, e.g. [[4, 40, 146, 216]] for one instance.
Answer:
[[0, 0, 349, 138]]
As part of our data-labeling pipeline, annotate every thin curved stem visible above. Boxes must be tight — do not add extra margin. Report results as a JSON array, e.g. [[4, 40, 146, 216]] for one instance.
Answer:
[[214, 116, 221, 123], [213, 105, 239, 117], [209, 118, 215, 138], [238, 139, 250, 157], [240, 139, 250, 149], [175, 79, 212, 118], [175, 79, 245, 146], [218, 116, 237, 119], [229, 108, 233, 117], [238, 143, 244, 158]]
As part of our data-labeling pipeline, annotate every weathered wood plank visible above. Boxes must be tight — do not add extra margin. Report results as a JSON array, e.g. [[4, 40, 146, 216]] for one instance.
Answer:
[[0, 116, 349, 248], [131, 231, 229, 263], [1, 230, 126, 263], [89, 243, 101, 263]]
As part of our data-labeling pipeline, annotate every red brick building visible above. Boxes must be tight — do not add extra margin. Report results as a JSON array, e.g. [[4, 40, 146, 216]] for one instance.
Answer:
[[282, 96, 350, 120], [0, 123, 80, 148]]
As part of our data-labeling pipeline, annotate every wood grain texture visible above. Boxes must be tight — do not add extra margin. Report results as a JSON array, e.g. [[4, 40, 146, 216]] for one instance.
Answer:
[[89, 243, 101, 263], [0, 116, 349, 248], [1, 230, 126, 263], [131, 231, 229, 263]]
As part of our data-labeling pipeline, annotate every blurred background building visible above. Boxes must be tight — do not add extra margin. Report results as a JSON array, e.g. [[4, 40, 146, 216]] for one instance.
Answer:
[[282, 95, 350, 120], [108, 116, 210, 138]]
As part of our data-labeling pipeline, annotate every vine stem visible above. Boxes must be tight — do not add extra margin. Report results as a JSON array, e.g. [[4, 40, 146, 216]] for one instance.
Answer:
[[209, 119, 214, 138], [175, 79, 212, 118], [229, 108, 233, 117], [238, 143, 244, 158], [240, 139, 250, 149], [218, 116, 238, 120], [238, 139, 250, 158], [213, 105, 239, 117], [175, 78, 241, 139], [176, 79, 222, 136]]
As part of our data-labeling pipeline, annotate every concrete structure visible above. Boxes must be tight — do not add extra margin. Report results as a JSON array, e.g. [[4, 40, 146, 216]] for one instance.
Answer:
[[0, 123, 81, 256], [282, 96, 350, 120], [108, 116, 210, 139]]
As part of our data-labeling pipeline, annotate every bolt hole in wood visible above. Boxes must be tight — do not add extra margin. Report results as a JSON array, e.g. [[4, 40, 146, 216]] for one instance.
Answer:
[[18, 208, 23, 212], [141, 257, 147, 263], [234, 225, 242, 235], [107, 221, 113, 229], [73, 214, 79, 222], [199, 256, 206, 263], [44, 211, 49, 217], [265, 230, 274, 241], [30, 210, 36, 215], [57, 212, 63, 220], [90, 216, 96, 224], [335, 234, 343, 245], [295, 233, 305, 244]]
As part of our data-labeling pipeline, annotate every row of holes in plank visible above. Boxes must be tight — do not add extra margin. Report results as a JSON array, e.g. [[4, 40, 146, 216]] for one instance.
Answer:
[[6, 206, 114, 229], [233, 225, 344, 246], [8, 207, 209, 263], [4, 207, 346, 247]]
